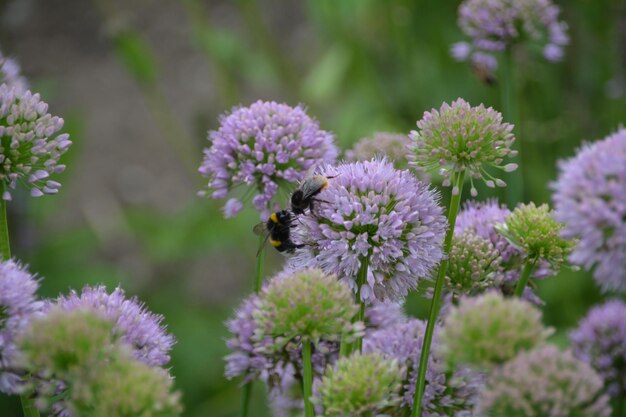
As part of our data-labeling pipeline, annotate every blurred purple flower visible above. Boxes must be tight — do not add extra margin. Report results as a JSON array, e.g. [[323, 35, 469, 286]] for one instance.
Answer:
[[345, 132, 415, 171], [454, 0, 569, 69], [477, 345, 611, 417], [0, 49, 28, 92], [0, 260, 42, 394], [198, 100, 338, 220], [0, 84, 71, 201], [54, 286, 175, 368], [364, 319, 482, 416], [289, 159, 446, 302], [570, 300, 626, 398], [552, 128, 626, 293]]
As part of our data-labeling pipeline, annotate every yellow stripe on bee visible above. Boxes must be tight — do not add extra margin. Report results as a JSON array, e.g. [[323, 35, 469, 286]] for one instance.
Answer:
[[269, 238, 282, 247], [270, 212, 279, 223]]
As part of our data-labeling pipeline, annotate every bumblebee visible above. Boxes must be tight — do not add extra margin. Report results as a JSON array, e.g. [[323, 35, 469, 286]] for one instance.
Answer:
[[253, 210, 304, 256], [290, 175, 335, 215], [471, 62, 497, 86]]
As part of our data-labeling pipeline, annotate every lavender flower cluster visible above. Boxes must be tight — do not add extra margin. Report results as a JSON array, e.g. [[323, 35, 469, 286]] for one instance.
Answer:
[[452, 0, 569, 71], [291, 158, 447, 302], [0, 258, 180, 417], [553, 128, 626, 292], [198, 100, 338, 219]]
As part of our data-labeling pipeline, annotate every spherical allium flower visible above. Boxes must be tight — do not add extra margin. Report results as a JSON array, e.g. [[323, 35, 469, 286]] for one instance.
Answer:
[[19, 308, 116, 382], [552, 128, 626, 293], [0, 259, 42, 394], [445, 230, 503, 296], [345, 132, 412, 170], [0, 50, 28, 92], [570, 300, 626, 398], [365, 319, 482, 416], [290, 159, 447, 302], [497, 202, 574, 271], [0, 84, 71, 201], [70, 355, 182, 417], [198, 100, 338, 219], [452, 0, 569, 70], [440, 292, 551, 369], [408, 99, 517, 196], [477, 345, 612, 417], [315, 352, 403, 416], [54, 286, 175, 367], [20, 308, 181, 417], [254, 268, 362, 349]]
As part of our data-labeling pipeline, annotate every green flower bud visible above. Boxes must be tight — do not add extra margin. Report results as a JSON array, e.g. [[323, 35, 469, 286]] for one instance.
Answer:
[[440, 292, 551, 369], [496, 202, 574, 270], [446, 230, 502, 295], [254, 268, 362, 348], [316, 352, 404, 416]]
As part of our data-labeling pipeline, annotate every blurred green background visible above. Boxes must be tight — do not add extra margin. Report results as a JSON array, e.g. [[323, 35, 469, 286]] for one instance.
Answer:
[[0, 0, 624, 416]]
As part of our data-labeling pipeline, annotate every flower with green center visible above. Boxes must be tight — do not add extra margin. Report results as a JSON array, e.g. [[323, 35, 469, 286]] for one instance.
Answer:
[[408, 98, 517, 196], [439, 292, 551, 369], [19, 308, 116, 380], [0, 84, 71, 200], [316, 352, 404, 416], [71, 355, 182, 417], [477, 345, 611, 417], [497, 202, 574, 270], [19, 307, 182, 417], [445, 230, 503, 296], [253, 268, 362, 348]]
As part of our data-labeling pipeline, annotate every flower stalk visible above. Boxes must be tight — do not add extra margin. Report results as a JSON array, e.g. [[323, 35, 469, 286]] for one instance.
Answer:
[[412, 169, 466, 417], [514, 256, 538, 297], [0, 184, 41, 417], [302, 341, 315, 417], [353, 254, 370, 353]]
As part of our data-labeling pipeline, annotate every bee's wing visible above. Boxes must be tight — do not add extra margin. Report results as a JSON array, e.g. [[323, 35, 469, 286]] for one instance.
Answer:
[[253, 222, 267, 236], [299, 177, 328, 200], [253, 222, 271, 257]]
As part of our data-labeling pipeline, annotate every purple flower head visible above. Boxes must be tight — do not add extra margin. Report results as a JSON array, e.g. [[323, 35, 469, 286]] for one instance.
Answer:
[[408, 99, 517, 196], [552, 128, 626, 293], [477, 345, 612, 417], [0, 84, 71, 201], [454, 0, 569, 69], [198, 100, 338, 220], [0, 49, 28, 92], [53, 286, 175, 368], [0, 259, 42, 394], [289, 159, 446, 302], [364, 319, 482, 416], [570, 300, 626, 398]]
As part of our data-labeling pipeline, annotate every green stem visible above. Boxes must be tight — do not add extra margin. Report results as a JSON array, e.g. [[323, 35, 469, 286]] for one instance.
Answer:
[[501, 46, 523, 208], [240, 381, 252, 417], [0, 185, 10, 260], [362, 411, 374, 417], [241, 235, 267, 417], [254, 234, 266, 293], [353, 255, 370, 353], [411, 170, 466, 417], [0, 184, 41, 417], [20, 396, 40, 417], [514, 257, 538, 297], [302, 341, 315, 417]]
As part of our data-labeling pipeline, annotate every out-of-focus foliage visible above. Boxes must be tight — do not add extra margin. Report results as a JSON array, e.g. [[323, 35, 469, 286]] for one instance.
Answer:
[[0, 0, 624, 416]]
